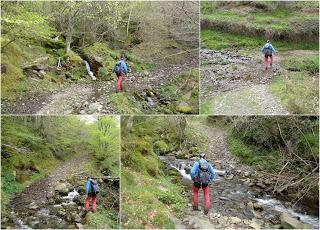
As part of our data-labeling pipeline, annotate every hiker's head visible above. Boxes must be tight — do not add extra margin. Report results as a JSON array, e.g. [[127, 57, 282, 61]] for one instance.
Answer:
[[120, 55, 125, 61], [200, 153, 206, 159], [267, 40, 270, 43]]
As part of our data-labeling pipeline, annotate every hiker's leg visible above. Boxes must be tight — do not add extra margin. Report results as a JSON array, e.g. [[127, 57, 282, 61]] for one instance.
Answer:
[[203, 186, 210, 211], [264, 55, 268, 70], [92, 196, 97, 212], [119, 76, 123, 90], [270, 55, 273, 66], [116, 76, 122, 92], [84, 195, 90, 210], [192, 184, 200, 208]]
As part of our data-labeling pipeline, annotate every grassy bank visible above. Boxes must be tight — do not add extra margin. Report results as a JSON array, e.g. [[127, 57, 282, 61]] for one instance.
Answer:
[[268, 54, 319, 114]]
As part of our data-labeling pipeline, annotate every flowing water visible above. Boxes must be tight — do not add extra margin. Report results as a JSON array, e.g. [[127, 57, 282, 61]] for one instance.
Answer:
[[84, 60, 96, 80], [160, 156, 319, 229]]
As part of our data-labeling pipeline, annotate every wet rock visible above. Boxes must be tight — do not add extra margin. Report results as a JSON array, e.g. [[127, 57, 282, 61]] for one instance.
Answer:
[[184, 165, 192, 174], [55, 182, 69, 195], [147, 97, 154, 107], [253, 202, 263, 211], [76, 223, 84, 229], [72, 213, 82, 223], [280, 213, 312, 229], [255, 182, 266, 189]]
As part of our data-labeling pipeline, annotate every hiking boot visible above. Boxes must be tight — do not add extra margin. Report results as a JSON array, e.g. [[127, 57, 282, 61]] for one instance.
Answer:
[[204, 208, 209, 215], [193, 205, 200, 211]]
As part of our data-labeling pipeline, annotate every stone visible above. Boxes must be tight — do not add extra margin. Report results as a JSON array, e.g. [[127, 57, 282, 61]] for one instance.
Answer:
[[88, 103, 103, 113], [255, 182, 266, 189], [250, 218, 263, 229], [220, 197, 230, 201], [55, 182, 69, 195], [229, 217, 242, 224], [226, 174, 234, 180], [176, 102, 192, 114], [253, 202, 263, 211], [76, 223, 84, 229], [72, 213, 82, 223], [280, 213, 312, 229]]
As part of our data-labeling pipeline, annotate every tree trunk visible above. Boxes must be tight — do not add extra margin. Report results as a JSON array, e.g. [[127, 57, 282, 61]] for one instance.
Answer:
[[66, 13, 73, 52]]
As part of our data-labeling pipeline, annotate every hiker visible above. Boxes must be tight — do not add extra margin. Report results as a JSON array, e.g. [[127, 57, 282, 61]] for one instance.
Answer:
[[84, 177, 100, 212], [261, 40, 276, 70], [112, 56, 128, 92], [190, 153, 216, 215]]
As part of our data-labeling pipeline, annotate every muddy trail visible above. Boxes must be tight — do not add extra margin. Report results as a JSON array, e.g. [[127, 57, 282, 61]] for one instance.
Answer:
[[2, 154, 92, 229], [2, 52, 198, 115], [161, 124, 319, 229], [200, 49, 291, 115]]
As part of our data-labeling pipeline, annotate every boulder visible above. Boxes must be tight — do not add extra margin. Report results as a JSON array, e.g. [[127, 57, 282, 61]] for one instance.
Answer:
[[253, 202, 263, 211], [280, 213, 312, 229], [88, 103, 103, 113]]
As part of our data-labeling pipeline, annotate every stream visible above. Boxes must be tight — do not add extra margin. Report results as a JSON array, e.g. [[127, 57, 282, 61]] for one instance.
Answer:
[[159, 156, 319, 229], [5, 185, 85, 229]]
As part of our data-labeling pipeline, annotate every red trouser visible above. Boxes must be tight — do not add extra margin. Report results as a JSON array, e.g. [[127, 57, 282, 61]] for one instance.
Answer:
[[264, 55, 273, 70], [84, 195, 96, 212], [116, 76, 123, 92], [193, 185, 210, 210]]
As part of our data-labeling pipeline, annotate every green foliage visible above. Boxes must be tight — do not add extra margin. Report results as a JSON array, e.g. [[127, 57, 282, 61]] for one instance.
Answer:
[[201, 29, 318, 51], [153, 140, 169, 155], [1, 3, 56, 47], [98, 67, 112, 80], [121, 168, 187, 229], [109, 93, 143, 114], [85, 208, 118, 229], [268, 72, 319, 114], [281, 55, 319, 74], [228, 135, 282, 172], [201, 1, 319, 44]]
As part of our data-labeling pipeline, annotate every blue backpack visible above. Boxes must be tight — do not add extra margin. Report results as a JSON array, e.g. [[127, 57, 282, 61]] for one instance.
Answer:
[[263, 44, 273, 56], [198, 161, 211, 185]]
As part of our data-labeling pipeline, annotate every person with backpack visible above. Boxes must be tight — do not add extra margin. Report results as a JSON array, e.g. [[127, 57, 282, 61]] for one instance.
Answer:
[[190, 153, 216, 215], [112, 56, 128, 92], [261, 40, 276, 71], [84, 177, 100, 212]]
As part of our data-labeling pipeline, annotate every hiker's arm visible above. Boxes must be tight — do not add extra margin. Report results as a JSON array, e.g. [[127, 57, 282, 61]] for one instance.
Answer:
[[111, 64, 116, 73], [85, 181, 90, 194], [271, 45, 276, 54], [209, 164, 216, 181], [122, 63, 128, 75], [190, 162, 199, 180]]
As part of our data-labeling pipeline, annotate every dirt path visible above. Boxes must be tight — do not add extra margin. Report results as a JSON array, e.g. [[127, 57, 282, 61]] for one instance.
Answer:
[[2, 53, 198, 115], [200, 49, 289, 115], [8, 154, 90, 223]]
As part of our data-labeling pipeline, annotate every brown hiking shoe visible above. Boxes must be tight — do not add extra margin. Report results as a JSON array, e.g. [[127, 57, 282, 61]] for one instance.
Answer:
[[193, 205, 200, 211], [204, 208, 209, 215]]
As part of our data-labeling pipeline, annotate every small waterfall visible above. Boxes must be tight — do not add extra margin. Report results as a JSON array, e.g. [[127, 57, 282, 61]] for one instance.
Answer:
[[83, 60, 96, 80]]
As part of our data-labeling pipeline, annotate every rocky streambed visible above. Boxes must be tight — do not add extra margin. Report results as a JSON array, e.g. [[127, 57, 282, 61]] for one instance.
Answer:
[[160, 155, 319, 229]]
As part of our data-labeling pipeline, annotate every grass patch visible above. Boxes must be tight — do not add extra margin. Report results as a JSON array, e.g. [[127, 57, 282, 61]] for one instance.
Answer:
[[109, 92, 143, 114], [121, 168, 187, 229], [200, 98, 213, 114], [280, 55, 319, 74], [268, 72, 319, 114], [85, 208, 118, 229], [201, 29, 319, 51]]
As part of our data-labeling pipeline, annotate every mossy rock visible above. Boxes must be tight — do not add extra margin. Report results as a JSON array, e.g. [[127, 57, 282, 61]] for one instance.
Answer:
[[154, 140, 169, 155], [176, 102, 192, 114], [175, 150, 186, 159]]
